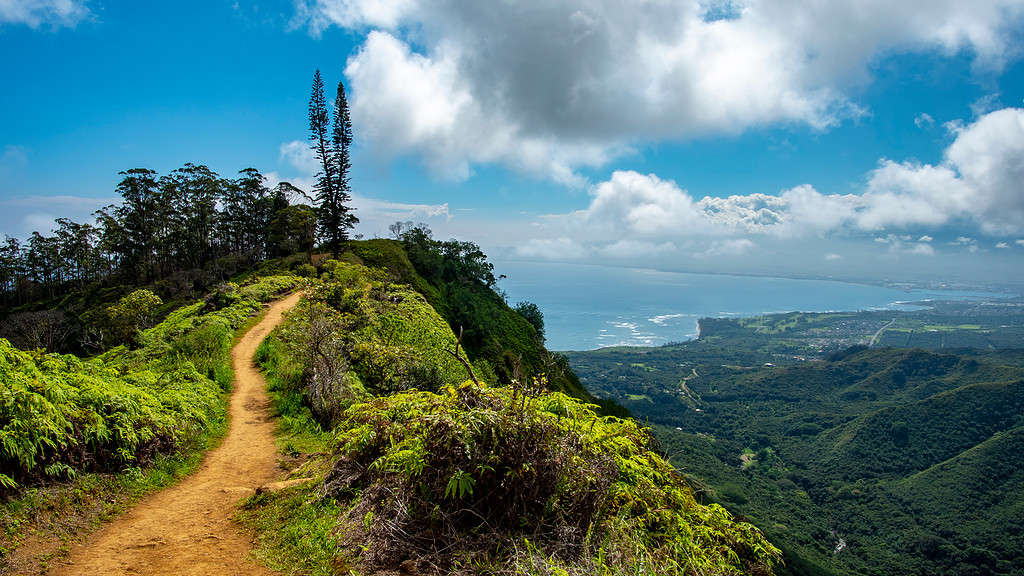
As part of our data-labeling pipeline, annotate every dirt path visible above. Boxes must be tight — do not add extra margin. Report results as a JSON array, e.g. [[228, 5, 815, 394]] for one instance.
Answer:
[[50, 292, 303, 576]]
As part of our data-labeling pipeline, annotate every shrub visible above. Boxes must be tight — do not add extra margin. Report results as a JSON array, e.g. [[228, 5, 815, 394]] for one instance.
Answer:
[[324, 381, 781, 575]]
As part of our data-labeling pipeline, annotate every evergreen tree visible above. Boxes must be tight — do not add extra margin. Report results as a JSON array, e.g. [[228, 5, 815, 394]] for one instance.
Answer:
[[308, 70, 358, 257], [327, 79, 358, 251], [308, 70, 334, 253]]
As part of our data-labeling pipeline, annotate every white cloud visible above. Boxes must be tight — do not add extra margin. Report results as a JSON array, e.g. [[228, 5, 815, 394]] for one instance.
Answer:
[[996, 241, 1010, 248], [861, 107, 1024, 234], [971, 93, 1003, 117], [914, 113, 935, 128], [353, 196, 449, 221], [344, 30, 612, 185], [296, 0, 1024, 182], [555, 106, 1024, 248], [279, 140, 319, 176], [599, 240, 678, 259], [905, 243, 936, 256], [0, 0, 89, 28], [524, 104, 1024, 257], [514, 104, 1024, 261], [825, 253, 843, 261]]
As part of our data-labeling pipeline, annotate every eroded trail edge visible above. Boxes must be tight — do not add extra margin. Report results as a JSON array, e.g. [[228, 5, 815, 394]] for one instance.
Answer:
[[52, 291, 303, 576]]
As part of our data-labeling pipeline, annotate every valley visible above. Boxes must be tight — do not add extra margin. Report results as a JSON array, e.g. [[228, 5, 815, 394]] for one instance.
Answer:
[[568, 306, 1024, 576]]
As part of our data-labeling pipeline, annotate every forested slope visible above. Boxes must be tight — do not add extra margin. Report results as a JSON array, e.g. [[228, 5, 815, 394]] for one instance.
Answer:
[[571, 343, 1024, 576]]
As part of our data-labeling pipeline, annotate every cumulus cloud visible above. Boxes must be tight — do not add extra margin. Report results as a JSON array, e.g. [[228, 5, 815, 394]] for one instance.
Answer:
[[295, 0, 1024, 182], [914, 113, 935, 128], [699, 238, 756, 258], [0, 0, 89, 28], [861, 107, 1024, 234], [518, 107, 1024, 263], [556, 105, 1024, 247], [515, 237, 588, 260]]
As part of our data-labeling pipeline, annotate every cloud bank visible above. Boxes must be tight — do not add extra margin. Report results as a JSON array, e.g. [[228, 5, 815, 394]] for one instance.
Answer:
[[296, 0, 1024, 182], [492, 107, 1024, 279]]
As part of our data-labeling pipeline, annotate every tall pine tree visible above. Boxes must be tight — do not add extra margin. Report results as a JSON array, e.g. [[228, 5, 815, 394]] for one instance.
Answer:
[[330, 79, 358, 246], [309, 70, 334, 255], [308, 69, 357, 257]]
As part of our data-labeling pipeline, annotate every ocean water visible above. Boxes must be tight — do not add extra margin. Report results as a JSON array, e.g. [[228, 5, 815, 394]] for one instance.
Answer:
[[494, 260, 1000, 351]]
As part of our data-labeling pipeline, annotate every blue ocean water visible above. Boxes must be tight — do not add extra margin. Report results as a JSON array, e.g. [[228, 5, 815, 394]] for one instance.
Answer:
[[494, 261, 1001, 351]]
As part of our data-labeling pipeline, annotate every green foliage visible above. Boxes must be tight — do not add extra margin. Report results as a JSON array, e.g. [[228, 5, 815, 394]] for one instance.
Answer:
[[0, 274, 299, 492], [322, 382, 780, 575], [238, 484, 342, 576], [274, 260, 471, 409], [514, 301, 546, 343], [348, 237, 606, 406], [245, 250, 768, 575], [572, 340, 1024, 576], [106, 289, 162, 346]]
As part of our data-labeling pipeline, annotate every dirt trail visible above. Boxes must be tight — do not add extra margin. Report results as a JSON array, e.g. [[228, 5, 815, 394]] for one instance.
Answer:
[[50, 291, 303, 576]]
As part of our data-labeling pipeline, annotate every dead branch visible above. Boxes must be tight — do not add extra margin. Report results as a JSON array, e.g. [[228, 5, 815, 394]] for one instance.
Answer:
[[446, 326, 480, 385]]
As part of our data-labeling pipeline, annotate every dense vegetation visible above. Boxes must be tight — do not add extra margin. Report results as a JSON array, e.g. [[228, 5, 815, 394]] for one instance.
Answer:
[[569, 337, 1024, 576], [346, 229, 629, 417], [0, 164, 321, 357], [0, 273, 299, 565], [241, 254, 781, 575]]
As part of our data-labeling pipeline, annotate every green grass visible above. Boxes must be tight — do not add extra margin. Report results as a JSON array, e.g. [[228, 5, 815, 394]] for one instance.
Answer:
[[238, 485, 342, 576]]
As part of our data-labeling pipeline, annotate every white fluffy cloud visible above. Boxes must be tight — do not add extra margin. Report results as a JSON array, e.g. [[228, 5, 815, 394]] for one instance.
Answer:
[[507, 107, 1024, 264], [0, 0, 89, 28], [297, 0, 1024, 182], [863, 107, 1024, 234]]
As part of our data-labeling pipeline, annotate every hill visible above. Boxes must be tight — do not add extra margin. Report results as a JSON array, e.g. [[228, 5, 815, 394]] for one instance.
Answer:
[[238, 251, 780, 575], [569, 341, 1024, 576], [1, 240, 776, 575], [0, 274, 300, 569]]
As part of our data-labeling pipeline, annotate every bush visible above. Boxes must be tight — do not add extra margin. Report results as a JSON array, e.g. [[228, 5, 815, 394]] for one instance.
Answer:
[[324, 381, 781, 575]]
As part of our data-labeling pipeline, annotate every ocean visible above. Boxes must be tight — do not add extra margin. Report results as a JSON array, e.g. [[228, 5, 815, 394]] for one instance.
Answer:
[[494, 260, 1001, 351]]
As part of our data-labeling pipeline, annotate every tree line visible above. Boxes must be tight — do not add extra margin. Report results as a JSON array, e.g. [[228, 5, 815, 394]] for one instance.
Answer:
[[0, 69, 358, 307], [0, 165, 315, 305]]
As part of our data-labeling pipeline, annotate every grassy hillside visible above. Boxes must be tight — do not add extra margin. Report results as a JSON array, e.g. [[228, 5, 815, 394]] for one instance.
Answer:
[[0, 273, 299, 567], [570, 343, 1024, 576], [240, 256, 780, 575], [341, 238, 622, 413]]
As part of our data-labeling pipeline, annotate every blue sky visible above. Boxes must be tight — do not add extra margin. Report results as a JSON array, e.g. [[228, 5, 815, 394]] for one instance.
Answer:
[[2, 0, 1024, 286]]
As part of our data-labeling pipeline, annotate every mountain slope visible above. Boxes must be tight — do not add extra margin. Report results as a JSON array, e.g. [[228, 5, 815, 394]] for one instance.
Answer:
[[239, 254, 781, 575], [569, 343, 1024, 576]]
